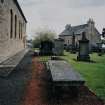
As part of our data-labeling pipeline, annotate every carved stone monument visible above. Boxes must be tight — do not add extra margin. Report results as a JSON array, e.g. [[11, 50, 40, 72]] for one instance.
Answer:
[[102, 28, 105, 37], [97, 28, 105, 56], [71, 32, 76, 53], [53, 38, 64, 56], [46, 60, 85, 98], [77, 32, 90, 61]]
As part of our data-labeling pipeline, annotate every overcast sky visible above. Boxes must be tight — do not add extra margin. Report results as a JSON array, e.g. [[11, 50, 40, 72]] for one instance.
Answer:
[[18, 0, 105, 38]]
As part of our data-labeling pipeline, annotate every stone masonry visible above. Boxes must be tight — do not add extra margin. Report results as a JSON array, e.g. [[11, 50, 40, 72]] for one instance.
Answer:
[[59, 19, 101, 49], [0, 0, 27, 63]]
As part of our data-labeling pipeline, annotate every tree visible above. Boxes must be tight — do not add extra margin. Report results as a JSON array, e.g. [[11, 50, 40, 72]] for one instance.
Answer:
[[32, 29, 56, 48]]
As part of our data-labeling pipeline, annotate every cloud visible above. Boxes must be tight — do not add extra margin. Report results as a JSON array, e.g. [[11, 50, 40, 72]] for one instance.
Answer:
[[18, 0, 105, 38], [19, 0, 105, 8], [68, 0, 105, 7]]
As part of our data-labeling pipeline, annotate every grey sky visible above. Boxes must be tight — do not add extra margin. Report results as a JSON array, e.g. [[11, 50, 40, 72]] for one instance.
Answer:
[[18, 0, 105, 38]]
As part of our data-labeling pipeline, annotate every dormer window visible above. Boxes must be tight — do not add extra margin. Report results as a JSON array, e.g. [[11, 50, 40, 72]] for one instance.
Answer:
[[1, 0, 4, 3]]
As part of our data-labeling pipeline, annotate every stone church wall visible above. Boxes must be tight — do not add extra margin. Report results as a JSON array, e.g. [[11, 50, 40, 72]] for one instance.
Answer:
[[0, 0, 26, 62]]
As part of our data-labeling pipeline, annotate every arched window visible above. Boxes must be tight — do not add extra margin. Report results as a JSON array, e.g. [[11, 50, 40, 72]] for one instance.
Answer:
[[10, 9, 13, 38], [1, 0, 4, 3], [19, 21, 21, 39], [15, 15, 17, 38], [21, 23, 22, 39], [19, 21, 20, 39]]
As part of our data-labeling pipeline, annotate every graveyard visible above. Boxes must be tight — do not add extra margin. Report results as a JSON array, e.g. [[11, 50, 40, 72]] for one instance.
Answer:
[[39, 51, 105, 101], [15, 50, 104, 105], [0, 45, 105, 105], [0, 0, 105, 104], [0, 26, 105, 104], [0, 38, 105, 105], [34, 32, 105, 102], [19, 53, 105, 105]]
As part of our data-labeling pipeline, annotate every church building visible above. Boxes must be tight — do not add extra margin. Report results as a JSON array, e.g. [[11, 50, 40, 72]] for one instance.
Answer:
[[59, 19, 101, 49], [0, 0, 27, 63]]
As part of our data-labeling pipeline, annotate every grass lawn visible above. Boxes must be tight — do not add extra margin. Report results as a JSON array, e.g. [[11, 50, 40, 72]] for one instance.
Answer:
[[38, 56, 51, 62], [39, 52, 105, 101]]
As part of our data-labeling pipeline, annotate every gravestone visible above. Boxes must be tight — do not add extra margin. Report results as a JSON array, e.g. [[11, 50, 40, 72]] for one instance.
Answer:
[[77, 32, 90, 61], [46, 60, 85, 98], [97, 28, 105, 56], [71, 32, 76, 53], [102, 28, 105, 37], [97, 43, 103, 56], [40, 40, 54, 55], [53, 38, 64, 56]]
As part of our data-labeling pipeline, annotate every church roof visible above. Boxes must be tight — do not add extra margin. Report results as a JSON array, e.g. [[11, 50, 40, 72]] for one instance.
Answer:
[[13, 0, 27, 23], [59, 24, 88, 36]]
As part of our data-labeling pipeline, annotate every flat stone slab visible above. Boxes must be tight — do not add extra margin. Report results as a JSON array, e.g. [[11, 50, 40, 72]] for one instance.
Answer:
[[0, 56, 8, 64], [47, 60, 85, 86], [0, 49, 29, 65], [0, 49, 29, 77]]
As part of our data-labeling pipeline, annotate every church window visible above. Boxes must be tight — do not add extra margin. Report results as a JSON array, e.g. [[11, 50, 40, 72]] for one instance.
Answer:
[[10, 9, 13, 38], [1, 0, 4, 3], [15, 15, 17, 38], [19, 21, 21, 39], [21, 23, 23, 39]]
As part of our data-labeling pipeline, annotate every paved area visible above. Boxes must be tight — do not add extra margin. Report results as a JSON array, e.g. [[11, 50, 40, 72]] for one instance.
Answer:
[[0, 57, 8, 64], [0, 49, 29, 77], [0, 51, 32, 105]]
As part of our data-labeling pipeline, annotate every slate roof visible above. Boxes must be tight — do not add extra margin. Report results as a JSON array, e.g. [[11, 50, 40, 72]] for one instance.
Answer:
[[13, 0, 27, 23], [59, 24, 89, 36]]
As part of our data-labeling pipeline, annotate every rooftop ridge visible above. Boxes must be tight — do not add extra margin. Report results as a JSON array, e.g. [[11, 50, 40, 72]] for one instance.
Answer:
[[13, 0, 27, 23], [71, 24, 88, 28]]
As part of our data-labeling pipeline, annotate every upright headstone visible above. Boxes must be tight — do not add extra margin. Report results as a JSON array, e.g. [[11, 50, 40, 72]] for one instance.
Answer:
[[53, 38, 64, 56], [97, 43, 102, 56], [97, 28, 105, 56], [71, 32, 76, 53], [102, 28, 105, 37], [102, 28, 105, 53], [77, 32, 90, 61]]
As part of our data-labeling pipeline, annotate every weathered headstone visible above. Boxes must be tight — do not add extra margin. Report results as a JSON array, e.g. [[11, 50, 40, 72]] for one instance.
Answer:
[[102, 28, 105, 37], [71, 32, 76, 53], [97, 43, 103, 56], [46, 60, 85, 98], [53, 38, 64, 56], [77, 32, 90, 61], [97, 28, 105, 56]]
